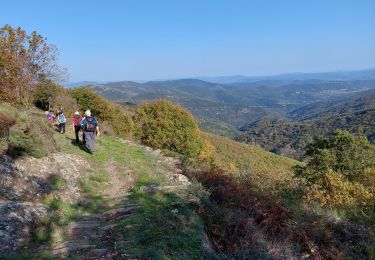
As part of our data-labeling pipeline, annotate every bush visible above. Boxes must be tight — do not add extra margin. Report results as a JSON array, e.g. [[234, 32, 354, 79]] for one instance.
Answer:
[[0, 111, 16, 138], [133, 99, 205, 158], [70, 87, 133, 136], [295, 130, 375, 211], [1, 103, 57, 158], [0, 110, 16, 154], [304, 170, 373, 209]]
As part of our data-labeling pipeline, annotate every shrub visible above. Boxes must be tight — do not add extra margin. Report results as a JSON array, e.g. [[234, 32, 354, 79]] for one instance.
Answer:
[[298, 130, 375, 183], [70, 87, 133, 136], [0, 111, 16, 138], [304, 170, 373, 209], [0, 110, 16, 154], [295, 130, 375, 211], [3, 103, 57, 158], [133, 99, 205, 158]]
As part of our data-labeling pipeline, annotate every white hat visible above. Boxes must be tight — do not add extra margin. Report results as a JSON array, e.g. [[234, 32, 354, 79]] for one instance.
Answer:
[[85, 110, 91, 117], [74, 111, 80, 115]]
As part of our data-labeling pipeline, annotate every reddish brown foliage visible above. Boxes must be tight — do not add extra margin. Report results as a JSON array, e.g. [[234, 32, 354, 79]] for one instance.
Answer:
[[0, 111, 16, 138], [186, 168, 326, 258], [187, 167, 374, 258]]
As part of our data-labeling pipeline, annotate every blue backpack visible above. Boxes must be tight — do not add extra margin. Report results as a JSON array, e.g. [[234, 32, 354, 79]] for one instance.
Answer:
[[59, 114, 66, 123]]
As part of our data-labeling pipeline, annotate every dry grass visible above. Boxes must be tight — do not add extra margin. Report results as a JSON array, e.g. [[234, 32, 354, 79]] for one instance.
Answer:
[[205, 132, 299, 191]]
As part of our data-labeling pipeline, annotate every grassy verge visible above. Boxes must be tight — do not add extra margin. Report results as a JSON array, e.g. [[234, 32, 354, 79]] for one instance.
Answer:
[[44, 131, 207, 258]]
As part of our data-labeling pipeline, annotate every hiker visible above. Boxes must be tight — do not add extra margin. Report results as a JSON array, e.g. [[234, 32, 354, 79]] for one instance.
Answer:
[[73, 111, 83, 143], [81, 110, 100, 154], [49, 111, 56, 124], [57, 110, 67, 134]]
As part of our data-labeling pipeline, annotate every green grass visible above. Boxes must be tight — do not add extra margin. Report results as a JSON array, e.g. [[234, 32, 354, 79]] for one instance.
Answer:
[[48, 174, 67, 190], [118, 191, 205, 259], [53, 132, 206, 258], [0, 102, 27, 122]]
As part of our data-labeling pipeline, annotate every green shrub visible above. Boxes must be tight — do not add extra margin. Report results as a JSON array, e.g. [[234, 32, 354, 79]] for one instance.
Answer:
[[4, 104, 56, 158], [295, 130, 375, 211], [70, 87, 133, 136], [0, 103, 27, 122], [133, 99, 205, 158], [9, 128, 47, 158]]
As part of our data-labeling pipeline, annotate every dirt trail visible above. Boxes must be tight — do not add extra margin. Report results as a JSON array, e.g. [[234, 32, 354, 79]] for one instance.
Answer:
[[49, 140, 189, 259], [0, 136, 194, 258], [49, 160, 136, 258]]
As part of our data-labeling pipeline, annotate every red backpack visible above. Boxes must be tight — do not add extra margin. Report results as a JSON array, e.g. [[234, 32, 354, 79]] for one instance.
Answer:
[[73, 115, 82, 126]]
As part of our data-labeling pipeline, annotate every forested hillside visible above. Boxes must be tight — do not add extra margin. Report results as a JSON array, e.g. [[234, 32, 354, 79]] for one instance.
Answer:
[[237, 89, 375, 159]]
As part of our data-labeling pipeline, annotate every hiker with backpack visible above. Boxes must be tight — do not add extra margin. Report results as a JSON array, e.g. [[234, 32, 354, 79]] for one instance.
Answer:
[[50, 112, 56, 124], [57, 110, 67, 134], [73, 111, 83, 143], [81, 110, 100, 154]]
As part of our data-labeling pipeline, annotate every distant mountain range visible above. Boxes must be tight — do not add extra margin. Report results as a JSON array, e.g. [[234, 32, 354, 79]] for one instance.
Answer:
[[198, 68, 375, 84], [64, 68, 375, 87], [63, 81, 108, 88]]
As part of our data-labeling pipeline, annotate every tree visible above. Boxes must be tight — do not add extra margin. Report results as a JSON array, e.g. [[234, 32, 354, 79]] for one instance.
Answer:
[[33, 79, 60, 110], [296, 130, 375, 183], [295, 130, 375, 209], [0, 24, 66, 105]]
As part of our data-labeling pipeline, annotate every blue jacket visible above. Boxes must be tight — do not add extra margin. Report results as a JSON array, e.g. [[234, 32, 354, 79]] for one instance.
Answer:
[[81, 117, 99, 132]]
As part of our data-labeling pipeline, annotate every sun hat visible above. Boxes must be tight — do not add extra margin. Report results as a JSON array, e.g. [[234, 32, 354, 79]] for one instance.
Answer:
[[85, 110, 91, 117], [74, 111, 80, 115]]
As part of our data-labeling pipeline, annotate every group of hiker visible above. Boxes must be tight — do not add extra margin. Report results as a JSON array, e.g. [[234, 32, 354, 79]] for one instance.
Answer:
[[45, 108, 100, 154]]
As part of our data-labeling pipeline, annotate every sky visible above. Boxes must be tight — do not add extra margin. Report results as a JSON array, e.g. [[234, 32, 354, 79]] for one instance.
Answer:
[[1, 0, 375, 82]]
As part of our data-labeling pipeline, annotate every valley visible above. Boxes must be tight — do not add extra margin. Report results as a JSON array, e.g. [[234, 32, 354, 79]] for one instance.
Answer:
[[85, 70, 375, 158]]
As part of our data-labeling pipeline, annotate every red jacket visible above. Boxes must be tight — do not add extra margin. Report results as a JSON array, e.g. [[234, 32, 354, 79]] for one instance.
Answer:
[[73, 115, 83, 126]]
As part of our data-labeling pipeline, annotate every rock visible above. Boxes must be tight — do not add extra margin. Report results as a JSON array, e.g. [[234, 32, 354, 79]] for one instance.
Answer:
[[0, 201, 48, 252], [166, 172, 190, 184], [152, 149, 161, 156], [101, 223, 118, 232], [140, 184, 162, 193], [13, 153, 91, 203], [102, 206, 139, 220]]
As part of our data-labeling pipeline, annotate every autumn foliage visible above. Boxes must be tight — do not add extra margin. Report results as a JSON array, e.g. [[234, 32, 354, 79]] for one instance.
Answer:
[[0, 25, 64, 105]]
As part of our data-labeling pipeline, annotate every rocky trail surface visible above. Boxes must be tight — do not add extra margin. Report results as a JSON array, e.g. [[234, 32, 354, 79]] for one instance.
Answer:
[[0, 136, 197, 259]]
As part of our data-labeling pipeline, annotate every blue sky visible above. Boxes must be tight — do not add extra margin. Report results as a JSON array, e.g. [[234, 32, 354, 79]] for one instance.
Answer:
[[1, 0, 374, 82]]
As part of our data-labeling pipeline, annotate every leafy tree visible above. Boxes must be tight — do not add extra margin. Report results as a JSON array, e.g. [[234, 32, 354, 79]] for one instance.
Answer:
[[0, 24, 65, 105], [33, 79, 60, 110], [134, 99, 205, 158], [296, 130, 375, 183], [295, 130, 375, 210]]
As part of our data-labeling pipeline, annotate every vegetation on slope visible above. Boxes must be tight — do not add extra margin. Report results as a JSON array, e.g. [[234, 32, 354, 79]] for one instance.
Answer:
[[205, 133, 297, 191], [295, 130, 375, 212], [237, 89, 375, 159], [134, 99, 207, 159]]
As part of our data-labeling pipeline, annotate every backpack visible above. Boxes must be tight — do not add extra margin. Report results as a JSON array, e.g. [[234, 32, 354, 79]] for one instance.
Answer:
[[59, 114, 66, 123], [86, 118, 97, 132], [73, 115, 82, 126]]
